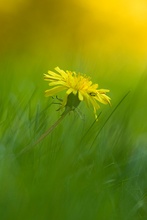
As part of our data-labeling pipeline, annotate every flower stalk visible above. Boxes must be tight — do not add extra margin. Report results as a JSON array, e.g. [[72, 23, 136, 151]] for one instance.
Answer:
[[34, 106, 70, 145], [17, 107, 71, 157]]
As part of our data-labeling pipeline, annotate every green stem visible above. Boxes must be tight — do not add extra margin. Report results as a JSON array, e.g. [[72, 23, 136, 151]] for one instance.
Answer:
[[17, 107, 70, 157], [34, 108, 70, 145]]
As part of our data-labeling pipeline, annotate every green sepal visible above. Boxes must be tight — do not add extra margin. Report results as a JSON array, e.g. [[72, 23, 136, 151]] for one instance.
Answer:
[[66, 93, 81, 110]]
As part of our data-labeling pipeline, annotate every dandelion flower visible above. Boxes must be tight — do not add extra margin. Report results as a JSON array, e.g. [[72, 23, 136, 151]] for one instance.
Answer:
[[44, 67, 111, 119]]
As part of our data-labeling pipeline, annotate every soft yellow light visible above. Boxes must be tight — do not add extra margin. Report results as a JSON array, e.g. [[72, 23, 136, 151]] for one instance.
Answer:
[[0, 0, 29, 13]]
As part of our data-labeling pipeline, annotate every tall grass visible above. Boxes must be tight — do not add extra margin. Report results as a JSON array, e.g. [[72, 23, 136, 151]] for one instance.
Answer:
[[0, 61, 147, 220]]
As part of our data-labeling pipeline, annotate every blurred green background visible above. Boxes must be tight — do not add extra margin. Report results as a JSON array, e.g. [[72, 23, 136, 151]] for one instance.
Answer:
[[0, 0, 147, 219]]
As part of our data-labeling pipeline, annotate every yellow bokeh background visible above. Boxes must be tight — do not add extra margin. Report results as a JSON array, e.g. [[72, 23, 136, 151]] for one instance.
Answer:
[[1, 0, 147, 82]]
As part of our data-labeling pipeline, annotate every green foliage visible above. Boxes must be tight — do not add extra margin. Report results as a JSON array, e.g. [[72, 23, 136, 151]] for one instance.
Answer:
[[0, 62, 147, 220]]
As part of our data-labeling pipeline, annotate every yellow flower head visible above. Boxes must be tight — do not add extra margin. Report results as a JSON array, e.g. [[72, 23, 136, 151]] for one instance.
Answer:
[[44, 67, 111, 119]]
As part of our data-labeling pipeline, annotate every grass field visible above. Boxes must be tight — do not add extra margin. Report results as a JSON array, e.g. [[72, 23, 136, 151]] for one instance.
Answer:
[[0, 56, 147, 220], [1, 1, 147, 219]]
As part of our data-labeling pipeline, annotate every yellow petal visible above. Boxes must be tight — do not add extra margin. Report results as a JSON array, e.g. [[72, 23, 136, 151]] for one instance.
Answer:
[[73, 90, 77, 95], [55, 67, 67, 79], [47, 70, 61, 78], [95, 93, 111, 105], [66, 88, 74, 95], [78, 91, 83, 101], [49, 81, 66, 86], [89, 97, 100, 110], [98, 89, 110, 93], [45, 86, 65, 97]]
